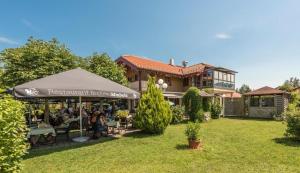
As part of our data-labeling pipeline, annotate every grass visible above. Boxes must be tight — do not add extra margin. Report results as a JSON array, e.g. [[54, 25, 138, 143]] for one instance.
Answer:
[[22, 118, 300, 173]]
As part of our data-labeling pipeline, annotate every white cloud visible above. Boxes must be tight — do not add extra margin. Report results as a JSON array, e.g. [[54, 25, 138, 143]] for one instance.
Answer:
[[0, 36, 18, 45], [21, 19, 39, 32], [215, 33, 232, 40]]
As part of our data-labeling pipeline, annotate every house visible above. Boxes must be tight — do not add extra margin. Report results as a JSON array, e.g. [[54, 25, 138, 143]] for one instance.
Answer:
[[243, 86, 289, 118], [116, 55, 238, 106]]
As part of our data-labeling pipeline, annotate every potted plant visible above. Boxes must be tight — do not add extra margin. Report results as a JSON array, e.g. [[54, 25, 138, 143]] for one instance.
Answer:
[[185, 122, 201, 149]]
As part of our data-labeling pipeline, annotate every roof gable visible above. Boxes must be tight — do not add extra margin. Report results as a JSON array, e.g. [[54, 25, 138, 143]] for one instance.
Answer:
[[117, 55, 213, 76]]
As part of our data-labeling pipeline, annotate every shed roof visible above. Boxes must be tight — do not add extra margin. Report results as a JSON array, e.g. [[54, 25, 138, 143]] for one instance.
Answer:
[[244, 86, 286, 96]]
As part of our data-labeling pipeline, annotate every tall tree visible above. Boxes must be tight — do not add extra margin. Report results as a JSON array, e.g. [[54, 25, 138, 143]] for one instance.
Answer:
[[87, 53, 128, 86], [0, 37, 79, 87], [237, 84, 252, 94], [134, 76, 172, 134], [279, 77, 300, 92]]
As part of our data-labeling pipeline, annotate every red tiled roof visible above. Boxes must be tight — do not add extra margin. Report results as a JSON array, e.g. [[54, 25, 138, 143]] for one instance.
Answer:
[[117, 55, 210, 76], [244, 86, 286, 96], [182, 63, 208, 75], [224, 92, 242, 98]]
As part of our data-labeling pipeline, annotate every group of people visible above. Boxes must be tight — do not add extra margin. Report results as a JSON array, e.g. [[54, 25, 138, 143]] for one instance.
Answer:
[[59, 106, 116, 139], [27, 102, 125, 139]]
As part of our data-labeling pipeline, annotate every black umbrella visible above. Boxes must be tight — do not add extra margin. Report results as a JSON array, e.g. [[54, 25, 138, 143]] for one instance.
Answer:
[[13, 68, 140, 142]]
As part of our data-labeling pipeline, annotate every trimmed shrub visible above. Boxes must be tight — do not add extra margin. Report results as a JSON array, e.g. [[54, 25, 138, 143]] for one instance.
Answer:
[[171, 105, 184, 124], [183, 87, 202, 122], [134, 76, 172, 134], [211, 102, 222, 119], [0, 98, 28, 173]]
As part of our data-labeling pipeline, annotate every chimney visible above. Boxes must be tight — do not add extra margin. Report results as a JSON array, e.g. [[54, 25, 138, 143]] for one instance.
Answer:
[[169, 58, 175, 66], [182, 60, 188, 67]]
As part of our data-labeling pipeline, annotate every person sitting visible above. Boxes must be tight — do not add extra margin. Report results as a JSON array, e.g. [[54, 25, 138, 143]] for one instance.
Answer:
[[91, 111, 101, 139], [99, 113, 108, 135]]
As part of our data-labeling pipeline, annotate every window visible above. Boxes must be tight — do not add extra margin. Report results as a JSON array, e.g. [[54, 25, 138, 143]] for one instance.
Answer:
[[227, 74, 231, 82], [230, 74, 234, 82], [207, 70, 213, 77], [261, 96, 274, 107], [134, 74, 138, 81], [183, 78, 189, 86], [250, 96, 260, 107], [223, 73, 227, 81], [214, 71, 219, 79]]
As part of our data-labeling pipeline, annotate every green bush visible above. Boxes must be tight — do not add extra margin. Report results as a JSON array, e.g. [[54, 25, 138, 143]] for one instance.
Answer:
[[134, 76, 172, 134], [283, 91, 300, 140], [284, 110, 300, 140], [0, 98, 28, 173], [183, 87, 202, 122], [170, 105, 184, 124], [185, 122, 201, 140], [211, 102, 222, 119]]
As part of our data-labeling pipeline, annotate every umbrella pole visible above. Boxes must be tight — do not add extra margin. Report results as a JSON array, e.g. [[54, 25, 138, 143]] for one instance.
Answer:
[[72, 96, 88, 142], [79, 96, 82, 137]]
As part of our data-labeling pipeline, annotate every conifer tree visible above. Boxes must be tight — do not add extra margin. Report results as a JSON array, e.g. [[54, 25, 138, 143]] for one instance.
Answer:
[[134, 76, 172, 134]]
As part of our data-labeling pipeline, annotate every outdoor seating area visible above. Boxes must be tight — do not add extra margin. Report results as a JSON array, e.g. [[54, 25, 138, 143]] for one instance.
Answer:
[[26, 101, 135, 147]]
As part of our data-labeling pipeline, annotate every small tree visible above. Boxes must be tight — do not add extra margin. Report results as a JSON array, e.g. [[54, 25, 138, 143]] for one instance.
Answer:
[[134, 76, 172, 134], [183, 87, 202, 122], [0, 98, 28, 172]]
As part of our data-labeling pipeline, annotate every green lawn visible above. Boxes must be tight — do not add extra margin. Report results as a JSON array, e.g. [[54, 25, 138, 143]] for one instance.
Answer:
[[23, 118, 300, 173]]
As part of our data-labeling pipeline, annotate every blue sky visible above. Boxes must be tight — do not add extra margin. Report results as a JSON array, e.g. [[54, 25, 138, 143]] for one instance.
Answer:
[[0, 0, 299, 89]]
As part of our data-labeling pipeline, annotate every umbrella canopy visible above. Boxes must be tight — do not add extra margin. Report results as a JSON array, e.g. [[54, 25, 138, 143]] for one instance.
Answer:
[[13, 68, 140, 99]]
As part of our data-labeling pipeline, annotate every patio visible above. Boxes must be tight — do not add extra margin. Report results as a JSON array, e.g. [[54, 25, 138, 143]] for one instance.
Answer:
[[12, 68, 140, 147]]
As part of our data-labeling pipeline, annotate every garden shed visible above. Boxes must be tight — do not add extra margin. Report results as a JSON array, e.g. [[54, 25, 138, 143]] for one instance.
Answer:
[[243, 86, 289, 118]]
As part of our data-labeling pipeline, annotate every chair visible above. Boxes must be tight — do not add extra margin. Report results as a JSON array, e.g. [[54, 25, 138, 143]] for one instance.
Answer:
[[55, 120, 79, 141]]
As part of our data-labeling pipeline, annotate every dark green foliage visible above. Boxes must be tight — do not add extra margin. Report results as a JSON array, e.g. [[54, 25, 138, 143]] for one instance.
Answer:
[[202, 98, 212, 112], [284, 91, 300, 140], [0, 98, 28, 172], [134, 76, 172, 134], [0, 37, 79, 87], [171, 105, 184, 124], [183, 87, 202, 122], [87, 53, 128, 86], [211, 102, 222, 119], [237, 84, 252, 94], [279, 77, 300, 92], [185, 122, 201, 140]]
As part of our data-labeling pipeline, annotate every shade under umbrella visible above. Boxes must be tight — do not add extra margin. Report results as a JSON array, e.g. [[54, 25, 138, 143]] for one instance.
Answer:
[[13, 68, 140, 142]]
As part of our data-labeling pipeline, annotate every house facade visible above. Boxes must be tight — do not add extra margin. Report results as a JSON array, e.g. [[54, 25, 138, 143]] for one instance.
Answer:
[[116, 55, 238, 105]]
